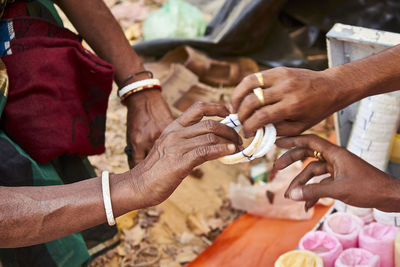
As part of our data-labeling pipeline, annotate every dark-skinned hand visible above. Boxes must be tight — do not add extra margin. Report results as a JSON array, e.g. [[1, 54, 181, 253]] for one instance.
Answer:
[[130, 101, 242, 207], [126, 89, 174, 168], [274, 134, 400, 212], [230, 67, 348, 137]]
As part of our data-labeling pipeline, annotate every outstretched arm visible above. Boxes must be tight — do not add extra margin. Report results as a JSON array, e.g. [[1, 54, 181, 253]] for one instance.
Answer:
[[0, 102, 240, 248], [230, 44, 400, 137]]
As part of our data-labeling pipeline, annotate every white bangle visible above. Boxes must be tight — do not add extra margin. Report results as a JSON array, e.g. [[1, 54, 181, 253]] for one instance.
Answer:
[[118, 78, 161, 98], [101, 170, 115, 226], [218, 114, 276, 164]]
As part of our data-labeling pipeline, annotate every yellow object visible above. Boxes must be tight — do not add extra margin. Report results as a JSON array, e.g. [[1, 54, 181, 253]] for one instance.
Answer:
[[390, 134, 400, 163], [255, 72, 265, 87], [116, 210, 138, 233], [253, 87, 265, 105], [313, 150, 325, 162], [395, 232, 400, 267], [275, 250, 324, 267]]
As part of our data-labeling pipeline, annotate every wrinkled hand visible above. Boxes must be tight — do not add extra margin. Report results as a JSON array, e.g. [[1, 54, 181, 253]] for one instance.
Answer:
[[126, 90, 174, 168], [129, 102, 241, 207], [274, 134, 400, 212], [230, 67, 346, 137]]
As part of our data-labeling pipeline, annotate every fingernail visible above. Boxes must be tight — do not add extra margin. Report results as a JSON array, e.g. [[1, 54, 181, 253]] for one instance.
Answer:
[[289, 187, 303, 201], [228, 144, 236, 152]]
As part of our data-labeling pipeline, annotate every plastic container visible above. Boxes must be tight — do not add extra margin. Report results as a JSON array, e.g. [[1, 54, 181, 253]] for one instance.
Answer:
[[359, 222, 398, 267], [274, 250, 323, 267], [347, 94, 400, 171], [299, 231, 343, 267], [323, 212, 364, 249], [335, 248, 380, 267]]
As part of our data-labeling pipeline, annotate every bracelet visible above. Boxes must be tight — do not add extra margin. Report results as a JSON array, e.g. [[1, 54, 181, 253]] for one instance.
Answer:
[[120, 71, 154, 88], [101, 170, 116, 226], [218, 114, 276, 164], [118, 78, 161, 99], [120, 84, 162, 102]]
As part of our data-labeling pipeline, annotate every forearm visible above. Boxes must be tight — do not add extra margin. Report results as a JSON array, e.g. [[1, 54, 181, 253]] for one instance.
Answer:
[[380, 174, 400, 212], [325, 44, 400, 109], [54, 0, 147, 85], [0, 171, 141, 248]]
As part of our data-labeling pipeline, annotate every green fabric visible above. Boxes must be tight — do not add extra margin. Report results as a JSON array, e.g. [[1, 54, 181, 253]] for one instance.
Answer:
[[0, 93, 5, 117], [0, 132, 90, 266], [36, 0, 63, 26], [46, 235, 89, 267]]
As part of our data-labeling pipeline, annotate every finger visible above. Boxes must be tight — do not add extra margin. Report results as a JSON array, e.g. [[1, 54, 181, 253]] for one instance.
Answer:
[[274, 121, 307, 137], [305, 199, 319, 212], [188, 133, 234, 148], [241, 103, 289, 137], [302, 182, 335, 202], [231, 71, 278, 112], [176, 101, 229, 127], [285, 161, 328, 199], [182, 120, 242, 145], [275, 147, 315, 170], [304, 176, 333, 211], [237, 89, 281, 124], [275, 134, 337, 162], [187, 143, 238, 167]]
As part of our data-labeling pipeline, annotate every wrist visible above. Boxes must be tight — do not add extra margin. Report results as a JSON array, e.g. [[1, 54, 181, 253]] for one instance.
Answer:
[[109, 170, 147, 215], [384, 175, 400, 212], [321, 65, 367, 110], [125, 88, 162, 109]]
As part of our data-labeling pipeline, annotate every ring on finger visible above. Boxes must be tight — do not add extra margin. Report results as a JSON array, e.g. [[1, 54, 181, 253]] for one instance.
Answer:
[[253, 87, 265, 105], [255, 72, 264, 87], [313, 150, 325, 162]]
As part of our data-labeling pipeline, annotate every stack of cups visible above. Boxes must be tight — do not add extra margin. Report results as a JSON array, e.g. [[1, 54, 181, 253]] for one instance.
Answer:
[[323, 212, 364, 249], [359, 222, 398, 267], [335, 93, 400, 224], [299, 231, 343, 267]]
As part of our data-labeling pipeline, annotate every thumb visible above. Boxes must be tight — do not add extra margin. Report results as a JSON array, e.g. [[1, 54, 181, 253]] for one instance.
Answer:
[[288, 183, 333, 202]]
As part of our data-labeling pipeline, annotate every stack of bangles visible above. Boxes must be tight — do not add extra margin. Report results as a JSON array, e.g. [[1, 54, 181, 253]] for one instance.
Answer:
[[117, 71, 161, 102], [218, 112, 277, 164]]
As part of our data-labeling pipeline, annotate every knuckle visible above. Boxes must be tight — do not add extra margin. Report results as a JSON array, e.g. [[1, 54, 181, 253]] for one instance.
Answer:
[[203, 119, 217, 132], [253, 109, 268, 123], [243, 94, 256, 107], [243, 75, 254, 85], [275, 66, 291, 75], [192, 101, 207, 111], [195, 146, 209, 159], [206, 133, 218, 144]]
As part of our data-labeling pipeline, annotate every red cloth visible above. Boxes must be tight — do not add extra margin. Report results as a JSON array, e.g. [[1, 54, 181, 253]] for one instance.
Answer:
[[1, 18, 114, 163]]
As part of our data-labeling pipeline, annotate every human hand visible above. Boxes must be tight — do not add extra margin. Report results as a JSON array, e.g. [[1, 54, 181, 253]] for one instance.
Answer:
[[274, 134, 400, 212], [126, 89, 174, 168], [230, 67, 351, 137], [129, 101, 242, 207]]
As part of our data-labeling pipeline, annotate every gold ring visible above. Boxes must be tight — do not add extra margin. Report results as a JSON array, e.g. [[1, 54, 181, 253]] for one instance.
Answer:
[[253, 87, 265, 105], [255, 72, 264, 87], [313, 150, 325, 162]]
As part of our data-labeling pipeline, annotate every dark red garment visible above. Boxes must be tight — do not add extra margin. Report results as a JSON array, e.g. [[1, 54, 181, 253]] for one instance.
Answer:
[[1, 18, 114, 163]]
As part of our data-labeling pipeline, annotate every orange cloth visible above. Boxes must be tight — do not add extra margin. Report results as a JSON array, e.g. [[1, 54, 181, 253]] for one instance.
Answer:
[[188, 205, 331, 267]]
